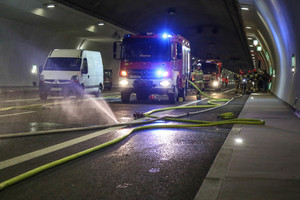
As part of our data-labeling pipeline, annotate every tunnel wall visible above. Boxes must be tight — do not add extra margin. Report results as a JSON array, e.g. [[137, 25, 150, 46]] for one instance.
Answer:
[[255, 0, 300, 111], [0, 1, 123, 88]]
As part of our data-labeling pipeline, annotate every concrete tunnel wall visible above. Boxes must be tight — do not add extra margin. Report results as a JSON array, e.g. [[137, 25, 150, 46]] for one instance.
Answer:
[[254, 0, 300, 111], [0, 2, 122, 88]]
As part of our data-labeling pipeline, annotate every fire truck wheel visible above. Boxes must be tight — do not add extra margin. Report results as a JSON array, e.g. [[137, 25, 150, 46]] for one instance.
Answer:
[[39, 91, 48, 100], [168, 87, 178, 104], [121, 91, 131, 103], [178, 88, 186, 101]]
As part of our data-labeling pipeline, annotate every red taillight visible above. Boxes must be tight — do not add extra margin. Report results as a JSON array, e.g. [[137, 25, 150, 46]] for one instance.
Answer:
[[120, 70, 128, 77]]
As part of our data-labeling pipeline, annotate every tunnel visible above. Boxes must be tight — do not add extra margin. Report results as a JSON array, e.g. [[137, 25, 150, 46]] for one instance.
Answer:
[[0, 0, 299, 199]]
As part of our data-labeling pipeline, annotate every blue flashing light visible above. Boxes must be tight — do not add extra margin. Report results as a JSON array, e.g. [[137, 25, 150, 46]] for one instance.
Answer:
[[124, 34, 131, 38], [156, 69, 169, 77], [162, 33, 172, 39]]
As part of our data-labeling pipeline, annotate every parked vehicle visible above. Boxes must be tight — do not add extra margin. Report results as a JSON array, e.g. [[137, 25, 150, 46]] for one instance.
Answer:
[[113, 33, 191, 103], [39, 49, 104, 100], [104, 69, 113, 90], [201, 60, 223, 91]]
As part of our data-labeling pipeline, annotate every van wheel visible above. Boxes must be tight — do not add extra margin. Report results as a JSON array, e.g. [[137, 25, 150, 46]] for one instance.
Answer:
[[121, 91, 131, 103], [95, 84, 102, 97], [39, 91, 48, 100]]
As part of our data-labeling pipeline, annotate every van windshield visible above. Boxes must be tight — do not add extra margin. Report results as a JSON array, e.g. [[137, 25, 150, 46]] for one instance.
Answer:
[[44, 58, 82, 71]]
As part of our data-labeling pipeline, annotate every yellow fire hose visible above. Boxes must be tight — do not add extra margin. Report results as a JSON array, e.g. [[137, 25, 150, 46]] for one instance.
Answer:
[[0, 81, 264, 191]]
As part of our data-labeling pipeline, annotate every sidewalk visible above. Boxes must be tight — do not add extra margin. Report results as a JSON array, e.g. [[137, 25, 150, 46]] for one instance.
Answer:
[[195, 93, 300, 200]]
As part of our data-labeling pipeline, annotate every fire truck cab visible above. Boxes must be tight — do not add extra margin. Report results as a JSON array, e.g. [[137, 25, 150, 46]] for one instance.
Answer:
[[113, 33, 190, 103], [200, 60, 223, 91]]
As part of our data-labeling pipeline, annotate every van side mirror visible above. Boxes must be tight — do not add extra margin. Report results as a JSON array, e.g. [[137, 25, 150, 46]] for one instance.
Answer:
[[113, 41, 122, 60], [39, 66, 43, 74]]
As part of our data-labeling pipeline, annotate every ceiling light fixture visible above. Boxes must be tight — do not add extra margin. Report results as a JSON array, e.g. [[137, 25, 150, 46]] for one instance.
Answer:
[[241, 7, 249, 11], [245, 26, 252, 29], [98, 22, 104, 26], [253, 40, 258, 46], [43, 2, 58, 8], [248, 38, 253, 40]]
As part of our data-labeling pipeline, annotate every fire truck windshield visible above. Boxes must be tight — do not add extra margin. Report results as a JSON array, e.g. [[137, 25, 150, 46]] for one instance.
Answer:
[[201, 63, 219, 74], [122, 38, 171, 62]]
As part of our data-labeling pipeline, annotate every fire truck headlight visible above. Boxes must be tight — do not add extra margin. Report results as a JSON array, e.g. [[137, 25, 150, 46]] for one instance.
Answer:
[[213, 80, 219, 87], [120, 80, 129, 86], [160, 80, 171, 87]]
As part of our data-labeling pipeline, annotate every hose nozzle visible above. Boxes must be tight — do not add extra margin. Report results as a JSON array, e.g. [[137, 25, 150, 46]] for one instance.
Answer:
[[133, 112, 145, 119]]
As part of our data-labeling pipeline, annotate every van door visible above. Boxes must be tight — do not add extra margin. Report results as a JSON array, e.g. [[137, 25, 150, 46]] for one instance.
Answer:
[[81, 57, 92, 92]]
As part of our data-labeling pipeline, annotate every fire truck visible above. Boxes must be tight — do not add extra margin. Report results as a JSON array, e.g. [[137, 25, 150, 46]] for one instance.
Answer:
[[200, 59, 223, 91], [113, 33, 191, 103]]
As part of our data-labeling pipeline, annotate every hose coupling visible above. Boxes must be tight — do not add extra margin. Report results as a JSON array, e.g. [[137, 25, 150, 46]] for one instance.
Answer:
[[133, 112, 145, 119]]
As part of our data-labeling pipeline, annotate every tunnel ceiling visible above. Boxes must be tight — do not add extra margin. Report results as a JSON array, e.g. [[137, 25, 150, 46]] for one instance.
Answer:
[[57, 0, 253, 72]]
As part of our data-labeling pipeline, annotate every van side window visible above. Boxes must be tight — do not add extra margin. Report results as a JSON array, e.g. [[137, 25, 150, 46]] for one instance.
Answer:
[[82, 58, 88, 74]]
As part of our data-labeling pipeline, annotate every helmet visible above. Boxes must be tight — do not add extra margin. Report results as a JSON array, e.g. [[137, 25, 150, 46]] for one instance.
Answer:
[[197, 63, 202, 67], [253, 68, 257, 72]]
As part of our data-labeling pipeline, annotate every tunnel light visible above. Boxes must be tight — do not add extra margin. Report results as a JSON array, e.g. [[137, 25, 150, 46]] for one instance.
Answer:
[[241, 7, 249, 11], [250, 50, 254, 52], [245, 26, 252, 29], [249, 45, 254, 47], [257, 46, 262, 51], [98, 22, 104, 26], [43, 2, 58, 8], [253, 40, 258, 46], [31, 65, 37, 74], [235, 138, 243, 144], [248, 37, 253, 40]]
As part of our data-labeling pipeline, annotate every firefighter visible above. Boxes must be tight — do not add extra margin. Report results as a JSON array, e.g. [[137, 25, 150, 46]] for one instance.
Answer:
[[234, 72, 240, 93], [191, 63, 204, 100], [222, 76, 226, 88], [239, 69, 247, 94], [246, 70, 254, 94], [253, 68, 259, 92], [225, 76, 229, 88]]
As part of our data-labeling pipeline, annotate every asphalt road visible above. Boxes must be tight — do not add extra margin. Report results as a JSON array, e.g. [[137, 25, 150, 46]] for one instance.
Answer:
[[0, 87, 249, 200]]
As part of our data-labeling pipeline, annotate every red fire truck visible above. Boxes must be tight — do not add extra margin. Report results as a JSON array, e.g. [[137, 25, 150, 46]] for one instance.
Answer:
[[200, 59, 223, 90], [113, 33, 191, 103]]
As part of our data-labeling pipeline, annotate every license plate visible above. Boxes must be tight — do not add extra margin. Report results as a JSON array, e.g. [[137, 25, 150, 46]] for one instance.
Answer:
[[51, 88, 62, 91], [129, 75, 141, 79]]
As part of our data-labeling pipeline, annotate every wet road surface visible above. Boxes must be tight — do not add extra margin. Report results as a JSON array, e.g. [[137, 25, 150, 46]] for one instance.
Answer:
[[0, 87, 249, 200]]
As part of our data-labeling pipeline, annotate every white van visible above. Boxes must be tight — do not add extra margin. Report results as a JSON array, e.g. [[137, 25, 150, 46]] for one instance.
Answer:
[[39, 49, 104, 100]]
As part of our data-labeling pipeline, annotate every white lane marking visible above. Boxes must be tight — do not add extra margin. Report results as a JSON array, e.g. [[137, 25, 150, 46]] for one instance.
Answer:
[[2, 98, 40, 103], [0, 126, 124, 170], [0, 111, 36, 118]]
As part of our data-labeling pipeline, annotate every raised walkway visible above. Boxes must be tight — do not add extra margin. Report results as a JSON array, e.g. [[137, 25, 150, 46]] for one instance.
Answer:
[[195, 93, 300, 200]]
